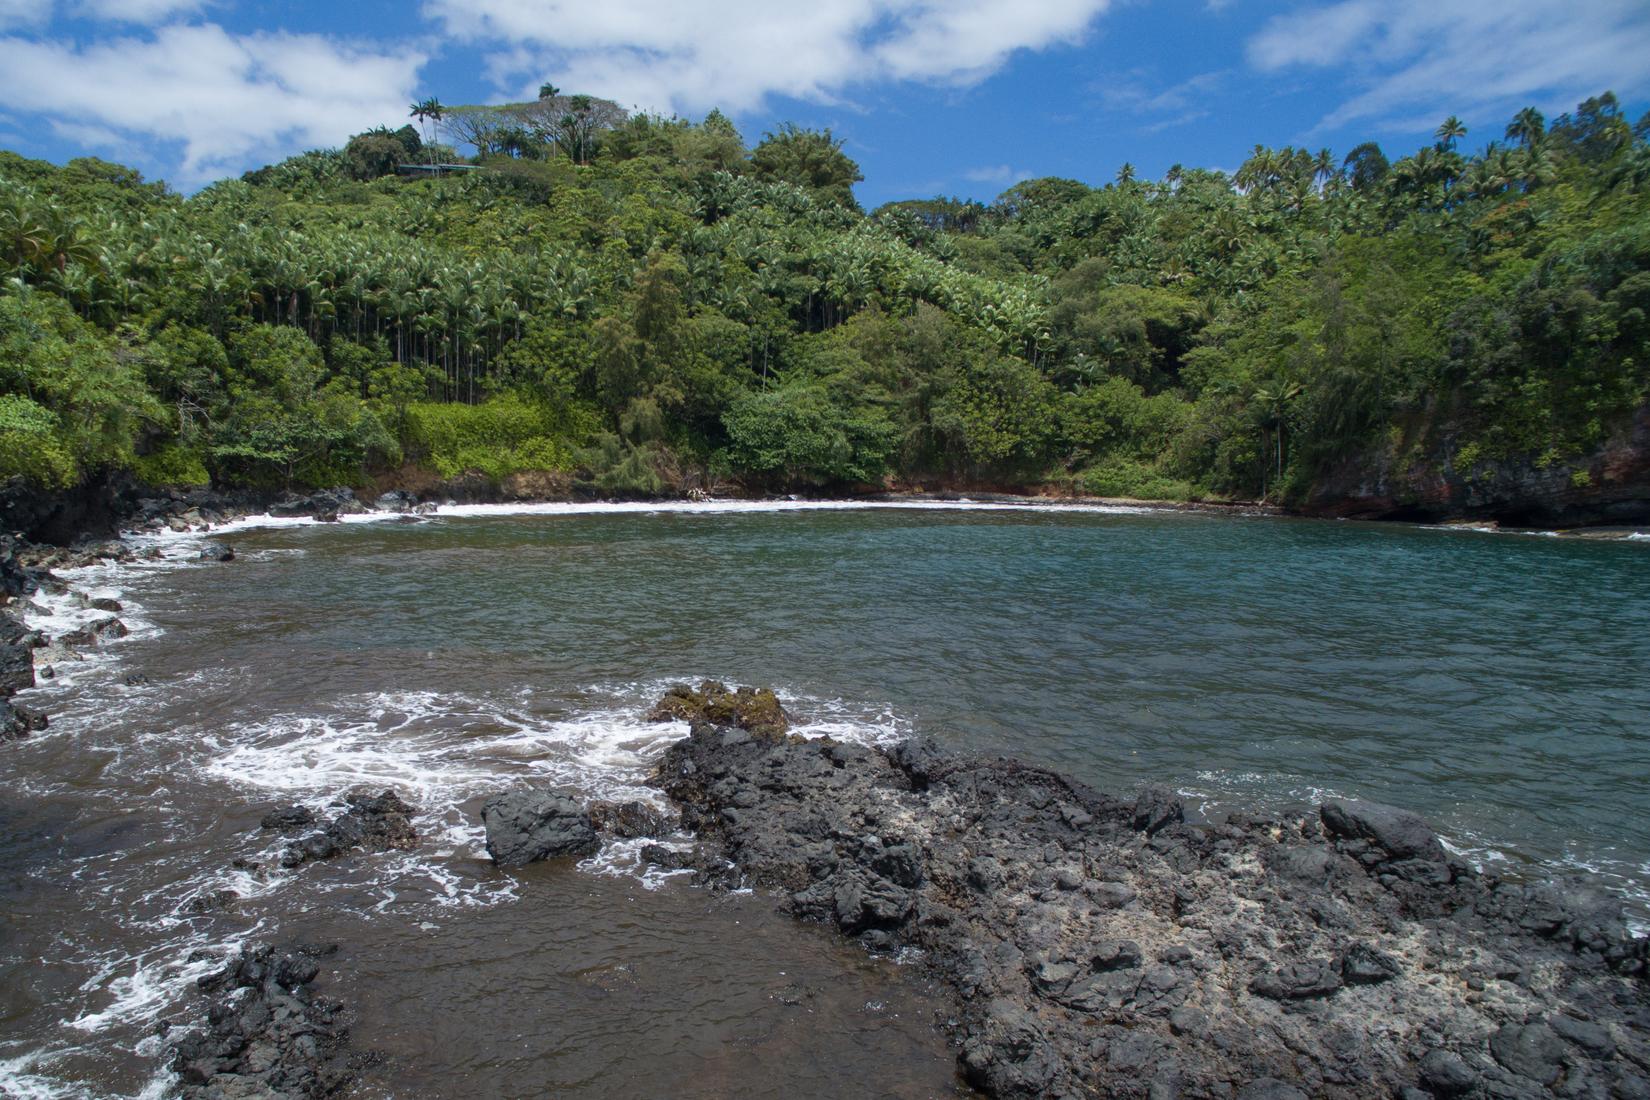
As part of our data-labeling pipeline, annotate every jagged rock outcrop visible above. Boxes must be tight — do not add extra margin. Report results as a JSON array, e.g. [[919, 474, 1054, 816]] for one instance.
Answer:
[[268, 488, 367, 519], [647, 680, 790, 737], [1304, 402, 1650, 526], [373, 490, 418, 513], [169, 944, 355, 1098], [649, 696, 1650, 1100], [261, 791, 418, 869]]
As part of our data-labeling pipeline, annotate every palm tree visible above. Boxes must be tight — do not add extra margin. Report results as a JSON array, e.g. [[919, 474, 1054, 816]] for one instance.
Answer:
[[409, 97, 446, 166], [1251, 381, 1302, 498], [538, 83, 560, 101], [1116, 162, 1136, 185], [1312, 148, 1338, 188], [1435, 116, 1467, 151], [1506, 107, 1545, 147]]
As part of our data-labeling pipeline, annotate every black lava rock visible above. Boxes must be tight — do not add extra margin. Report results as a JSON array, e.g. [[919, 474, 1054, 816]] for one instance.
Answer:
[[481, 788, 598, 866]]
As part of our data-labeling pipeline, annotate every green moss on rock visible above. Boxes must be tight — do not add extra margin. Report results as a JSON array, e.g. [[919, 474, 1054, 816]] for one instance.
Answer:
[[648, 681, 791, 738]]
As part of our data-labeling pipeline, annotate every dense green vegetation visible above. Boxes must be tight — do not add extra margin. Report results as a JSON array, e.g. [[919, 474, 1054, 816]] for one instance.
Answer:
[[2, 89, 1648, 503]]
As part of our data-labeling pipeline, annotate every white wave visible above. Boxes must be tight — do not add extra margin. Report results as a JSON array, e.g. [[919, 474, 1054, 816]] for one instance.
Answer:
[[0, 1051, 90, 1100], [580, 837, 695, 891], [431, 498, 1159, 519], [66, 925, 260, 1036], [11, 566, 161, 702], [203, 689, 683, 813], [118, 497, 1164, 549], [132, 509, 405, 547]]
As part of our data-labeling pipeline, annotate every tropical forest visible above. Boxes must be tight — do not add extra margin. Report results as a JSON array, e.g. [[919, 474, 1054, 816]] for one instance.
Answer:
[[2, 89, 1648, 510]]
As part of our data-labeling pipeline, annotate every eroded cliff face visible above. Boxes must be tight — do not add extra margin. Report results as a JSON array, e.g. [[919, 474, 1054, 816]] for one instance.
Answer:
[[1303, 404, 1650, 526]]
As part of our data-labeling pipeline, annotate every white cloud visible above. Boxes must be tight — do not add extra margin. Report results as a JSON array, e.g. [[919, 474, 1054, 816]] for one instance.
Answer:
[[0, 0, 50, 30], [422, 0, 1112, 112], [963, 164, 1034, 185], [76, 0, 208, 24], [0, 0, 210, 27], [1248, 0, 1650, 132], [0, 24, 427, 183], [1097, 69, 1224, 128]]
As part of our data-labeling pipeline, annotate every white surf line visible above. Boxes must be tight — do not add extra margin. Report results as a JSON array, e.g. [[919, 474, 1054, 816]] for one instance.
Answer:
[[122, 496, 1166, 544]]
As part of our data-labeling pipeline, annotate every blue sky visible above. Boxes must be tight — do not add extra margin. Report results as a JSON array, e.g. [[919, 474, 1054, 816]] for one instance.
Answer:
[[1, 0, 1648, 207]]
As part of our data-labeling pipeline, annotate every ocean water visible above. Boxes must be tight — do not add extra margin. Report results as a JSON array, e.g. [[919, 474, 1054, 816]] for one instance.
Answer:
[[2, 502, 1647, 1097]]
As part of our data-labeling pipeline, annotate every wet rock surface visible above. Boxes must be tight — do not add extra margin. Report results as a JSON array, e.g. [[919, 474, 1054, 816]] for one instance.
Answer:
[[269, 488, 366, 519], [650, 696, 1650, 1100], [588, 798, 678, 839], [263, 792, 418, 869], [56, 614, 129, 647], [373, 490, 418, 514], [0, 542, 43, 739], [0, 697, 47, 740], [168, 943, 357, 1099], [647, 680, 791, 737], [481, 788, 599, 866], [0, 604, 37, 697]]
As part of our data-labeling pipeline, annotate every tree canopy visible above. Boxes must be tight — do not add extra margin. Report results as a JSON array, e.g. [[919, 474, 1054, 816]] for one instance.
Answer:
[[0, 91, 1646, 504]]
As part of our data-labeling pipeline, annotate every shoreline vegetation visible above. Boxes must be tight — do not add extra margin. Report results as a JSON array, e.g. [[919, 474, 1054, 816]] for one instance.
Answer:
[[4, 81, 1649, 1099], [2, 90, 1648, 534]]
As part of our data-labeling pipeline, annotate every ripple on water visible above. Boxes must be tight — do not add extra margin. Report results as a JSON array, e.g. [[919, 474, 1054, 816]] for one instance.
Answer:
[[5, 502, 1647, 1098]]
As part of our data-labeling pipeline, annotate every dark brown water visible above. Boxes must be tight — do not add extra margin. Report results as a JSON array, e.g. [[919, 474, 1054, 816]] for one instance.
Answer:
[[3, 501, 1648, 1097]]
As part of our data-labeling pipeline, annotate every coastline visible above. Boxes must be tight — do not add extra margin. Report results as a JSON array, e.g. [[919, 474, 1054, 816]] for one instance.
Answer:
[[9, 471, 1650, 549], [4, 497, 1648, 1099], [637, 689, 1650, 1099]]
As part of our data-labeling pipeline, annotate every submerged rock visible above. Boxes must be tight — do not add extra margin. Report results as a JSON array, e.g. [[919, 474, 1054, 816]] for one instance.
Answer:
[[646, 680, 790, 737], [588, 799, 676, 838], [170, 943, 355, 1099], [199, 543, 235, 562], [649, 686, 1650, 1100], [481, 788, 598, 866], [275, 791, 417, 869]]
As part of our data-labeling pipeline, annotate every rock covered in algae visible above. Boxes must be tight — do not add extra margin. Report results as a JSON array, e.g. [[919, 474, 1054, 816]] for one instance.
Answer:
[[646, 680, 791, 738]]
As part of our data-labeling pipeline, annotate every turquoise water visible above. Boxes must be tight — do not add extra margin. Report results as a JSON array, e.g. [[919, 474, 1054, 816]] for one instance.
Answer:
[[5, 502, 1647, 1096], [224, 506, 1650, 903]]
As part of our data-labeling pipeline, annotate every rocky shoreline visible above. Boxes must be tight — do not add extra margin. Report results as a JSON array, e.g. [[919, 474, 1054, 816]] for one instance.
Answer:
[[4, 474, 1646, 551], [167, 943, 358, 1099], [450, 683, 1650, 1099], [631, 685, 1645, 1099], [7, 509, 1647, 1098], [54, 658, 1650, 1099]]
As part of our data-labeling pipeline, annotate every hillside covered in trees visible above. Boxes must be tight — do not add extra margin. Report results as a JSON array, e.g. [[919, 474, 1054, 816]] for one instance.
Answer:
[[2, 89, 1648, 521]]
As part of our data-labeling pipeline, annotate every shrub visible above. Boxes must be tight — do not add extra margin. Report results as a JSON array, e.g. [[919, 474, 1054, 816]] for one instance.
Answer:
[[133, 444, 211, 487], [722, 383, 897, 486], [0, 395, 76, 486], [404, 394, 580, 481], [1078, 457, 1200, 502]]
